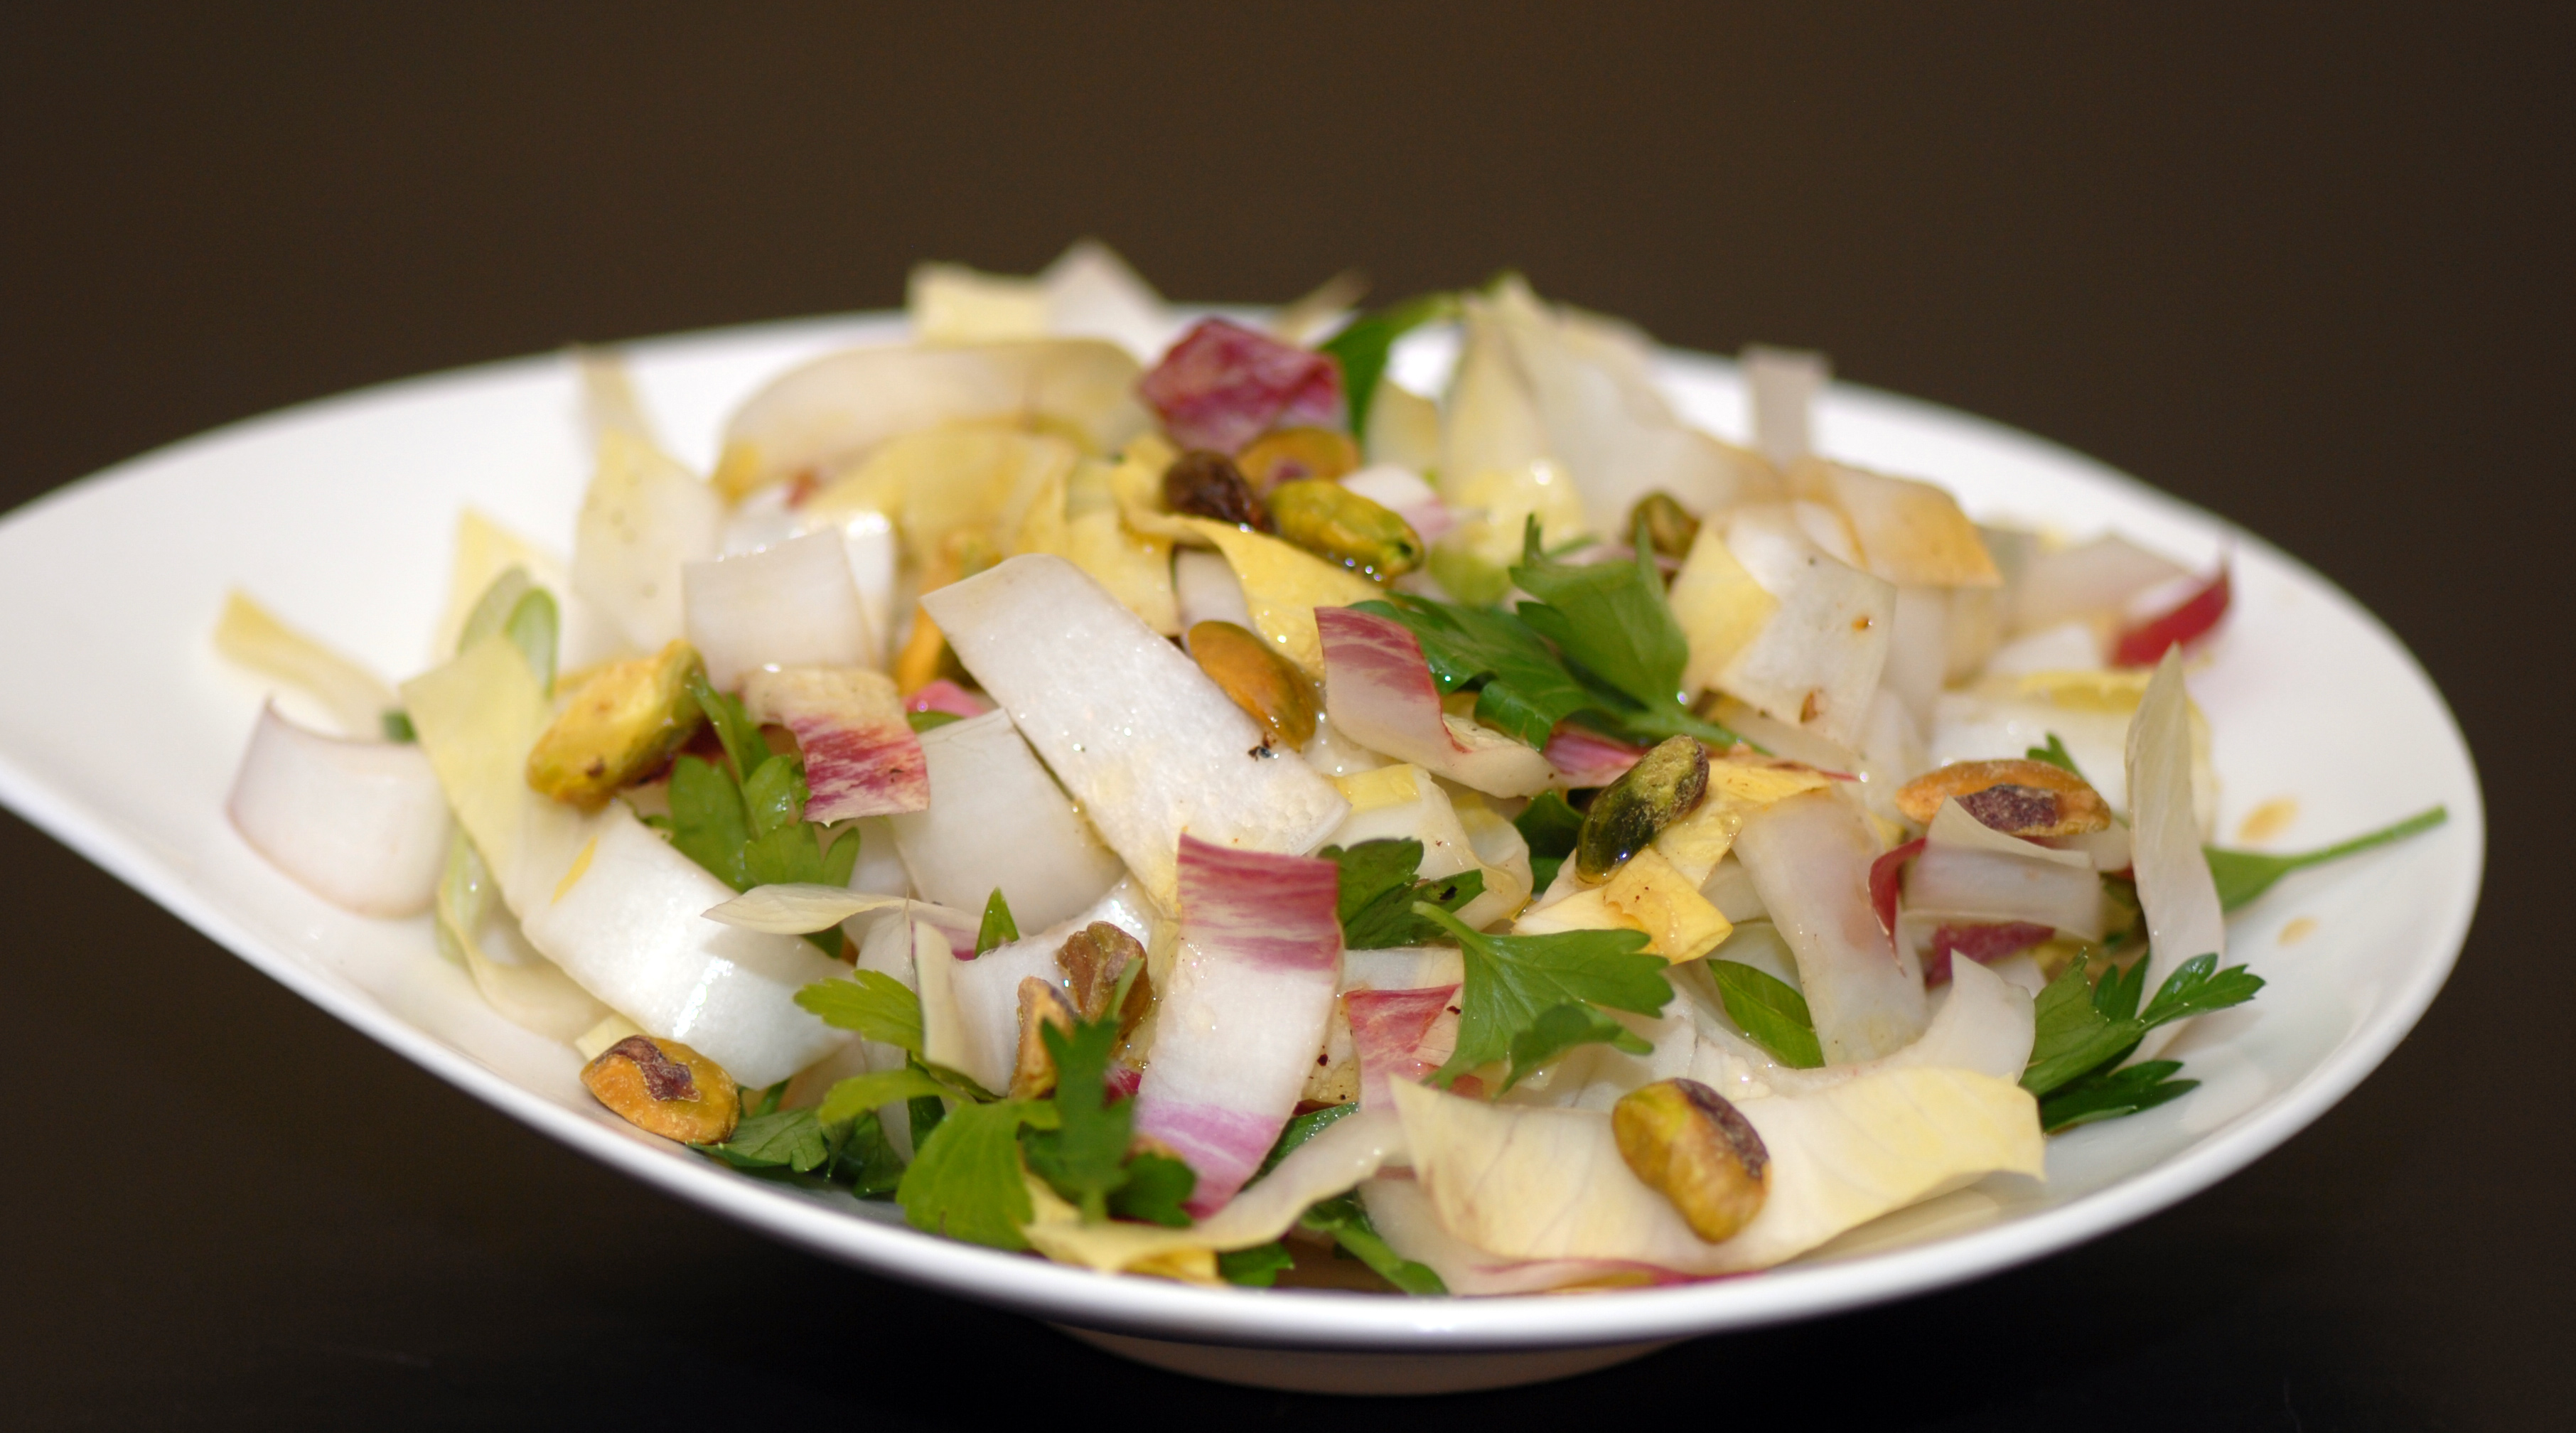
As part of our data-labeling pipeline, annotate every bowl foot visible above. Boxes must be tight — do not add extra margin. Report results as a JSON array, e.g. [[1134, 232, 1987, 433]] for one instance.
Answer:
[[1052, 1325, 1675, 1394]]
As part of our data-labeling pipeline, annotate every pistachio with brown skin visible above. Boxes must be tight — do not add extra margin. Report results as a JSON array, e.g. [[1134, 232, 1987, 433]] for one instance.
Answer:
[[1008, 976, 1079, 1100], [1574, 735, 1711, 881], [581, 1034, 740, 1144], [1056, 920, 1151, 1034], [1627, 491, 1702, 560], [1163, 450, 1270, 530], [1613, 1078, 1769, 1243], [1894, 758, 2113, 836], [1188, 620, 1318, 747], [1267, 479, 1424, 580], [1235, 425, 1361, 491]]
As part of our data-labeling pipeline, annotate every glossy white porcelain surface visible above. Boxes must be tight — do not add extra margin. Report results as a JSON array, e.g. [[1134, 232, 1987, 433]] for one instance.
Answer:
[[0, 313, 2481, 1359]]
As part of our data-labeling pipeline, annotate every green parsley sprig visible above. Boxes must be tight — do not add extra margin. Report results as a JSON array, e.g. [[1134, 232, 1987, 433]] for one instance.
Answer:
[[650, 672, 859, 950], [1412, 902, 1673, 1091], [1322, 839, 1486, 950], [2022, 950, 2264, 1132], [1354, 515, 1740, 756]]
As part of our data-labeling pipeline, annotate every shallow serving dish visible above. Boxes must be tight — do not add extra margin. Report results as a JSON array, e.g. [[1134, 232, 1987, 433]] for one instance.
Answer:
[[0, 313, 2481, 1395]]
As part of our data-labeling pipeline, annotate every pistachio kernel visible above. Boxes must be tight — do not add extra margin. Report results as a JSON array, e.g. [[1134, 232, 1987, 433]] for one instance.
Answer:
[[1267, 478, 1425, 579], [1056, 921, 1148, 1026], [1008, 976, 1079, 1101], [1236, 425, 1361, 491], [1188, 620, 1319, 747], [581, 1034, 741, 1144], [1574, 735, 1710, 881], [1612, 1078, 1770, 1243], [525, 640, 707, 807], [1163, 450, 1270, 530], [1627, 491, 1702, 560], [1894, 758, 2112, 836]]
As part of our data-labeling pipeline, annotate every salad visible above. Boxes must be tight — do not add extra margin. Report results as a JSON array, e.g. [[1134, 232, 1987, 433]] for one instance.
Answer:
[[214, 242, 2442, 1294]]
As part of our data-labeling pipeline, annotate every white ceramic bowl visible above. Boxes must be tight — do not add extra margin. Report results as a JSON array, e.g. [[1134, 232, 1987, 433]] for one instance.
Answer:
[[0, 314, 2481, 1395]]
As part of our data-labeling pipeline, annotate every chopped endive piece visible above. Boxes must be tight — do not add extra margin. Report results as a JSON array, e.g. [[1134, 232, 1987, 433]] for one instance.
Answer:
[[697, 884, 962, 936], [1733, 790, 1928, 1063], [432, 510, 625, 673], [712, 339, 1148, 500], [525, 806, 852, 1089], [2126, 648, 2228, 1060], [1599, 848, 1732, 962], [228, 701, 451, 917], [1651, 759, 1835, 884], [1465, 277, 1768, 541], [1716, 505, 1896, 748], [570, 412, 724, 652], [741, 665, 928, 820], [434, 830, 605, 1041], [682, 532, 875, 689], [1792, 459, 2001, 589], [1313, 606, 1558, 798], [943, 880, 1159, 1096], [400, 634, 596, 914], [920, 555, 1347, 907], [1390, 1066, 2041, 1274], [1743, 345, 1827, 468], [1060, 511, 1179, 635], [812, 424, 1077, 571], [1324, 763, 1529, 930], [908, 240, 1176, 361], [884, 709, 1127, 930], [1132, 837, 1345, 1213], [213, 590, 398, 737], [1668, 522, 1778, 700]]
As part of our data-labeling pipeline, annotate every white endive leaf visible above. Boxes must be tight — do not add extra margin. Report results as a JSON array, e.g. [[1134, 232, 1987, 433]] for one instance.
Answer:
[[1392, 1065, 2042, 1277], [2126, 648, 2228, 1058]]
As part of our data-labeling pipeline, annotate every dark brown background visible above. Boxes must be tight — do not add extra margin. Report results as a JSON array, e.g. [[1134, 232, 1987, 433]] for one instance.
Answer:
[[3, 4, 2566, 1428]]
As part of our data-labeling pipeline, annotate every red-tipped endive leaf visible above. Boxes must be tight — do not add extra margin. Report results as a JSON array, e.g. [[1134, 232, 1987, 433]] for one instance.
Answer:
[[1316, 606, 1557, 798], [1137, 318, 1344, 453], [1868, 837, 1926, 938], [1346, 984, 1460, 1110], [1920, 921, 2055, 985], [2111, 563, 2231, 667], [740, 667, 928, 822], [1734, 790, 1929, 1063], [1540, 725, 1646, 789], [1132, 834, 1345, 1214], [903, 678, 989, 720]]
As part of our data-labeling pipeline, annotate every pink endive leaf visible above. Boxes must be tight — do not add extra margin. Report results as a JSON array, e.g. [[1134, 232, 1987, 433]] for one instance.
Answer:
[[1540, 725, 1646, 788], [1131, 834, 1345, 1214], [1869, 837, 1926, 938], [1346, 984, 1461, 1110], [1921, 921, 2056, 985], [740, 667, 928, 822], [1316, 606, 1557, 797], [1139, 318, 1345, 453], [904, 678, 990, 720]]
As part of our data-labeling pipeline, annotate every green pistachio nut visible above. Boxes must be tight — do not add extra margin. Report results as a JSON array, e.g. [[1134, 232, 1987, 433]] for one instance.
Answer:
[[1627, 491, 1702, 560], [525, 640, 707, 806], [1612, 1078, 1769, 1243], [1574, 734, 1710, 881], [1267, 478, 1425, 580]]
